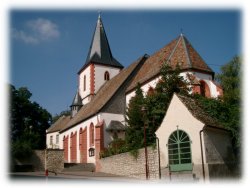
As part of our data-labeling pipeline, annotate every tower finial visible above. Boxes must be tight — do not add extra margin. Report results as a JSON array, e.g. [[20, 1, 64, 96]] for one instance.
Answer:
[[98, 10, 102, 19], [180, 28, 184, 36]]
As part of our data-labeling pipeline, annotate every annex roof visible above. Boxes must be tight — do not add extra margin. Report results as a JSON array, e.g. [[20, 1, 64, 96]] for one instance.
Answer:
[[126, 34, 214, 93], [175, 93, 225, 129], [78, 14, 123, 74], [106, 120, 126, 132], [47, 115, 71, 134]]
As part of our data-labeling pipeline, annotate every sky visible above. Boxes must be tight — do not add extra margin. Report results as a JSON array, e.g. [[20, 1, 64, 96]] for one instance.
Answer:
[[10, 10, 241, 116]]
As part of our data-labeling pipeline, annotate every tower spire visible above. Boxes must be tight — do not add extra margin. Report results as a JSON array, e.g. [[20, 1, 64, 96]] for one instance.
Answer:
[[78, 13, 123, 74], [70, 89, 83, 117]]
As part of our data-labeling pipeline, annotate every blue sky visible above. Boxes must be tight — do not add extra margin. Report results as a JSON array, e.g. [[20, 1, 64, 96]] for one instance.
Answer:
[[10, 10, 241, 116]]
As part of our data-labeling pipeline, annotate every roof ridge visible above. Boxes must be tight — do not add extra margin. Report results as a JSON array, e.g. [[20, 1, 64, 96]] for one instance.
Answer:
[[166, 35, 182, 64], [181, 35, 192, 68]]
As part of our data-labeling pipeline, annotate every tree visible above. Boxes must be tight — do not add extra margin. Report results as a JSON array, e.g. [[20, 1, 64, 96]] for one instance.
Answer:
[[125, 63, 191, 154], [193, 56, 241, 154], [10, 84, 52, 159], [52, 109, 71, 124], [216, 56, 241, 105], [125, 84, 145, 155], [216, 56, 241, 147], [144, 63, 191, 142]]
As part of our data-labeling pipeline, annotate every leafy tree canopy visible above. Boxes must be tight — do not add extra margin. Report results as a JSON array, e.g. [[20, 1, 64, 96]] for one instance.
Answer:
[[52, 109, 71, 124], [125, 63, 191, 154], [216, 56, 241, 105], [10, 84, 52, 159], [194, 56, 241, 150]]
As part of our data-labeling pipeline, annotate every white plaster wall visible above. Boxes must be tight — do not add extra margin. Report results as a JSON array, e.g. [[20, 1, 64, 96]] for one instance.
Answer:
[[191, 72, 212, 81], [100, 113, 125, 147], [208, 81, 220, 98], [94, 64, 121, 93], [59, 115, 100, 164], [57, 112, 124, 164], [126, 76, 161, 105], [46, 132, 60, 149], [82, 95, 91, 105], [126, 71, 219, 106], [190, 72, 220, 98], [126, 71, 219, 104], [155, 94, 205, 168], [79, 66, 91, 104]]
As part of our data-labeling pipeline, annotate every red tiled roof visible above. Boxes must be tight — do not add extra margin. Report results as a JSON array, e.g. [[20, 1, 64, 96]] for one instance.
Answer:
[[126, 34, 214, 93]]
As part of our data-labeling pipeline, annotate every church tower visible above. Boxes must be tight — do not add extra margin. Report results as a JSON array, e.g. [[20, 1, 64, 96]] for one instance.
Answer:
[[78, 14, 124, 105]]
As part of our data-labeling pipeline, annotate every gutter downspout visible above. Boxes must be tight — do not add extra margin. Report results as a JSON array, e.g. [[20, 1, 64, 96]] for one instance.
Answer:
[[156, 137, 161, 179], [199, 129, 205, 181]]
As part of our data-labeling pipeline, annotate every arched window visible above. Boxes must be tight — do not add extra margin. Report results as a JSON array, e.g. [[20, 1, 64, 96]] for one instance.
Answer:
[[104, 71, 110, 81], [79, 128, 83, 149], [147, 86, 154, 96], [89, 123, 94, 146], [168, 129, 192, 172], [83, 75, 86, 91], [200, 80, 211, 98], [89, 148, 95, 157]]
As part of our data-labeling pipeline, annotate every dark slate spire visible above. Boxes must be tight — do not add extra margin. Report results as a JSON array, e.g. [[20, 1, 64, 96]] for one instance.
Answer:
[[78, 14, 123, 74], [70, 90, 82, 117], [71, 90, 82, 107]]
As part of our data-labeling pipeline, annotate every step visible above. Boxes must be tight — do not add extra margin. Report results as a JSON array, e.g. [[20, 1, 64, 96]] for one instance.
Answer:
[[170, 171, 194, 182], [63, 163, 95, 172]]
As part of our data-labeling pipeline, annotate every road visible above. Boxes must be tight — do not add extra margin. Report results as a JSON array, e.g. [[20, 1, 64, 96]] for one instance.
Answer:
[[9, 171, 143, 183]]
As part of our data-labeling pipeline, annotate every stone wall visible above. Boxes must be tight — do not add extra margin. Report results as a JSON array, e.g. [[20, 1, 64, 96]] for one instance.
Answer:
[[31, 149, 64, 173], [99, 147, 160, 180]]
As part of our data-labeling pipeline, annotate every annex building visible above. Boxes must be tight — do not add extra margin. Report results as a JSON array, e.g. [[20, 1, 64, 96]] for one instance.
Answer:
[[46, 14, 230, 179]]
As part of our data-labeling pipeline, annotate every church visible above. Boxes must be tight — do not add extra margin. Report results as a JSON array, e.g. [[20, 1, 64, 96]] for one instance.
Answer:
[[46, 14, 225, 175]]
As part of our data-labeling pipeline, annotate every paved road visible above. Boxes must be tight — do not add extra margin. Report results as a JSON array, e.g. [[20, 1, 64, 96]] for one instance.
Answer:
[[9, 171, 142, 183]]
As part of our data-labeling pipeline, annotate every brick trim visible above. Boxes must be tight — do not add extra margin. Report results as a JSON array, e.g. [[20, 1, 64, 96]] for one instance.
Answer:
[[79, 127, 87, 163], [70, 131, 77, 163], [90, 63, 95, 95], [63, 135, 69, 162], [95, 120, 104, 172]]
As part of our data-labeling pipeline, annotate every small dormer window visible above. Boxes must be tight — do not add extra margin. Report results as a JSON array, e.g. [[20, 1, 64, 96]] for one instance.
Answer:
[[104, 71, 110, 81], [89, 148, 95, 157]]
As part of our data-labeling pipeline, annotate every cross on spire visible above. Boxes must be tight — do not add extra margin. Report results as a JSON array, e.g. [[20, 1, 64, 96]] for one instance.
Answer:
[[180, 28, 184, 36], [98, 10, 102, 19]]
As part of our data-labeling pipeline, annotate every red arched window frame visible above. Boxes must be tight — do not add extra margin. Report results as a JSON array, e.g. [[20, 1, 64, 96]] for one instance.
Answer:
[[89, 123, 94, 146], [200, 80, 211, 98], [147, 86, 155, 96], [104, 71, 110, 81]]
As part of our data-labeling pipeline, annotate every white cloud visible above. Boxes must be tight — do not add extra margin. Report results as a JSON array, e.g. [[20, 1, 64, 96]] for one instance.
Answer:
[[27, 18, 60, 40], [12, 29, 39, 44], [12, 18, 60, 44]]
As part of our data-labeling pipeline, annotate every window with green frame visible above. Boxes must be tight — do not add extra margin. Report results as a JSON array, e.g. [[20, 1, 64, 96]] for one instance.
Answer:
[[167, 129, 192, 172]]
